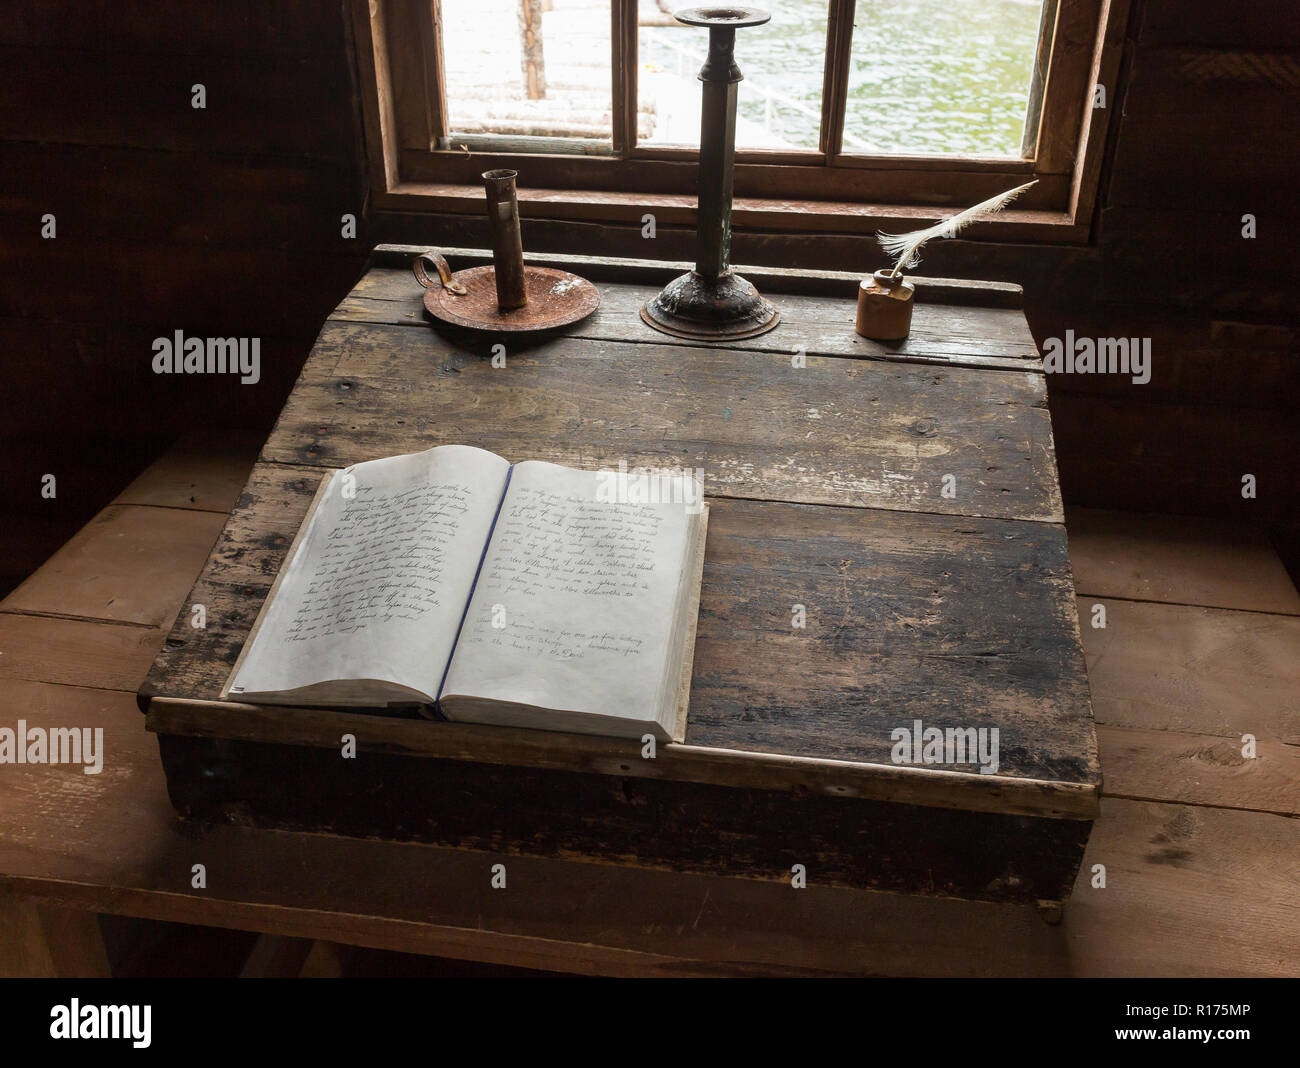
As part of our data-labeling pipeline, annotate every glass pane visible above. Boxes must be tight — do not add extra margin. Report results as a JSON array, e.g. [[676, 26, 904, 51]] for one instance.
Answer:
[[846, 0, 1045, 157], [638, 0, 828, 150], [441, 0, 613, 147]]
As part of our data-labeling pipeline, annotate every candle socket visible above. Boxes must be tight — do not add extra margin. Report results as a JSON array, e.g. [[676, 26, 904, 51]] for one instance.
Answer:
[[483, 169, 528, 311]]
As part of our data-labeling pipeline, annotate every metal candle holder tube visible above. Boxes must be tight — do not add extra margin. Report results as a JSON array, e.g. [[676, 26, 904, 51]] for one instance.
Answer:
[[483, 168, 528, 310], [641, 7, 779, 341]]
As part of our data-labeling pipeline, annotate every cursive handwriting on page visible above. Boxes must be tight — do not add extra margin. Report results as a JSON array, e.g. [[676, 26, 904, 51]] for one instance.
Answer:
[[461, 485, 669, 662], [284, 482, 473, 642], [487, 486, 663, 599]]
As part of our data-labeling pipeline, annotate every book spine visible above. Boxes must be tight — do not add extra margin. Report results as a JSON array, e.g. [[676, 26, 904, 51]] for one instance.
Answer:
[[434, 463, 514, 712]]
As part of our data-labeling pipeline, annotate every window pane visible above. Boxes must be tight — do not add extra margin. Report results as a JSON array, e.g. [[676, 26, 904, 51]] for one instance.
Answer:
[[441, 0, 613, 147], [638, 0, 828, 150], [846, 0, 1045, 157]]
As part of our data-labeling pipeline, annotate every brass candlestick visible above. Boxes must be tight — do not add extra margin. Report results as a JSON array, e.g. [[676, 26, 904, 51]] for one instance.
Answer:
[[641, 7, 779, 342]]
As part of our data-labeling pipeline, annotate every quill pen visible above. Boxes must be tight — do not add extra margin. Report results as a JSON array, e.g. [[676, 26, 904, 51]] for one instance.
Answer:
[[877, 180, 1037, 277]]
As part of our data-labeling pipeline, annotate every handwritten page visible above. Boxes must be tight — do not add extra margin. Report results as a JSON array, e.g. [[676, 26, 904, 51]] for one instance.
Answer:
[[441, 459, 699, 729], [227, 444, 510, 703]]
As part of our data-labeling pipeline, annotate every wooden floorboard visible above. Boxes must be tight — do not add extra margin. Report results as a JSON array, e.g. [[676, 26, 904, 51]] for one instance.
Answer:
[[0, 613, 165, 692], [1, 505, 225, 629], [1067, 505, 1300, 613], [1065, 797, 1300, 977], [1097, 724, 1300, 816], [1079, 596, 1300, 743], [113, 430, 261, 514]]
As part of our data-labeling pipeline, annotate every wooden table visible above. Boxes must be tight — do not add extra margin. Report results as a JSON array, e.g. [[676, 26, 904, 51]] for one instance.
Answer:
[[138, 246, 1098, 912], [7, 254, 1298, 975]]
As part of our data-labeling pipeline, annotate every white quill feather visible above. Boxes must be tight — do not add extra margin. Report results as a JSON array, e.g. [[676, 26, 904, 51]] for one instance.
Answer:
[[877, 180, 1037, 276]]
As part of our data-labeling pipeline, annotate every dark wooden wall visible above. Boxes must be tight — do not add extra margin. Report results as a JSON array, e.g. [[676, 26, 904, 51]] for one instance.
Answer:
[[0, 2, 370, 593], [3, 0, 1297, 594], [1048, 0, 1298, 540]]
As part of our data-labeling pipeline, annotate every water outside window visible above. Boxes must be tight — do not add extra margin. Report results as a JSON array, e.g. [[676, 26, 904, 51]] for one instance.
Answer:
[[638, 1, 829, 150], [442, 0, 614, 144], [842, 0, 1044, 155], [441, 0, 1045, 158]]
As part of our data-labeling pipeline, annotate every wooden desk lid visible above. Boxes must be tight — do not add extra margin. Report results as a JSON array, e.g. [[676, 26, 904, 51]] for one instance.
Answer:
[[141, 251, 1099, 824]]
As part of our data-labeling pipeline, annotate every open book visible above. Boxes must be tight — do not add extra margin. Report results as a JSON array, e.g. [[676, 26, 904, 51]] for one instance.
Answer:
[[223, 445, 708, 741]]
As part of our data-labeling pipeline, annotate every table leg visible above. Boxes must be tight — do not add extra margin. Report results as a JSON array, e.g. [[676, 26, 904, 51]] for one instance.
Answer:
[[0, 893, 111, 976]]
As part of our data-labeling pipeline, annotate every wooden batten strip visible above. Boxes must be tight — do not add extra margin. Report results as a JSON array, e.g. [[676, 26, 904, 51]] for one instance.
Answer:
[[327, 293, 1039, 372], [145, 697, 1100, 821], [369, 243, 1026, 307]]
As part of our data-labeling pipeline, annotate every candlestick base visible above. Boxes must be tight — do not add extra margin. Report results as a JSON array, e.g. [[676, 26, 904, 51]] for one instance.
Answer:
[[640, 269, 780, 342]]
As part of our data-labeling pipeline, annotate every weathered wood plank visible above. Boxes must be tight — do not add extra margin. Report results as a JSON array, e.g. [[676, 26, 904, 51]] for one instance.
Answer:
[[1140, 0, 1300, 48], [1067, 798, 1300, 977], [0, 1, 346, 55], [1097, 724, 1300, 816], [1067, 507, 1300, 614], [114, 432, 263, 513], [394, 155, 1070, 220], [1108, 127, 1297, 211], [1078, 597, 1300, 743], [1108, 47, 1300, 208], [265, 322, 1062, 522], [0, 614, 165, 692], [147, 697, 1096, 819], [1051, 392, 1299, 524], [331, 292, 1038, 372], [368, 244, 1029, 307], [370, 214, 1100, 313], [142, 462, 1096, 786], [1098, 207, 1300, 318], [1039, 297, 1300, 402], [0, 680, 1064, 975], [0, 519, 88, 605], [154, 729, 1092, 898], [1, 505, 225, 629], [1125, 48, 1300, 116], [0, 46, 354, 158], [0, 143, 362, 255], [0, 244, 360, 338], [343, 265, 1041, 365]]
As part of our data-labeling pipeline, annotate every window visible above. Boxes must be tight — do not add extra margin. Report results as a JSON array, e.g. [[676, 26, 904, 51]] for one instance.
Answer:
[[355, 0, 1124, 239]]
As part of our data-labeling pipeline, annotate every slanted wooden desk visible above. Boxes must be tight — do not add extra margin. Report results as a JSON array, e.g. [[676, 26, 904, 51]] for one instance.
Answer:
[[142, 247, 1098, 911]]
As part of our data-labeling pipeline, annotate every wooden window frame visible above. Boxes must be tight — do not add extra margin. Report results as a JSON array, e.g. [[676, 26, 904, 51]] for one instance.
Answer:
[[353, 0, 1129, 242]]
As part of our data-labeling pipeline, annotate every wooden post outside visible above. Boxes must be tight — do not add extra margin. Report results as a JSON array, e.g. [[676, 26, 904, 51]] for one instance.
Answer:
[[518, 0, 547, 100]]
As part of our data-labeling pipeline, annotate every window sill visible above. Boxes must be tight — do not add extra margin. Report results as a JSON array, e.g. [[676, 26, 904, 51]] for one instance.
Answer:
[[378, 182, 1085, 244]]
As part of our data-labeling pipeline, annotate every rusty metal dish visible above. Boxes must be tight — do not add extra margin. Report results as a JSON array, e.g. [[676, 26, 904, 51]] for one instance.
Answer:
[[422, 264, 600, 334]]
